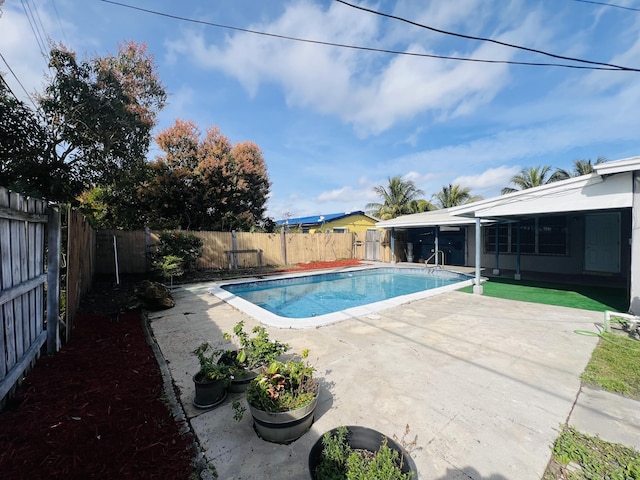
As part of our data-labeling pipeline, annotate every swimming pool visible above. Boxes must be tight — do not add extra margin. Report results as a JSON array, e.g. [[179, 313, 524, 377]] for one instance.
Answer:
[[209, 266, 474, 329]]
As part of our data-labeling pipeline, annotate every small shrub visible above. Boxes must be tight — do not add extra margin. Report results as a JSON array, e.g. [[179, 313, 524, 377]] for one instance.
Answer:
[[151, 231, 203, 275]]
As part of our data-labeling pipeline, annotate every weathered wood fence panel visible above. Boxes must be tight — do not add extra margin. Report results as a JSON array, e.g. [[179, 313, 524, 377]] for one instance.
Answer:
[[65, 210, 96, 340], [96, 229, 148, 276], [0, 187, 58, 405], [282, 233, 355, 264], [95, 229, 389, 275]]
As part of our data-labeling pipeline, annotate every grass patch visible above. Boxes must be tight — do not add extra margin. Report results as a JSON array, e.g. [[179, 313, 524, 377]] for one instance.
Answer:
[[545, 333, 640, 479], [580, 333, 640, 400], [544, 426, 640, 479], [459, 277, 627, 312]]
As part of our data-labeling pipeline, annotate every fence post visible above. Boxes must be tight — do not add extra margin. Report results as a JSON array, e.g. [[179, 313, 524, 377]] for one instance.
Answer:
[[46, 206, 61, 354], [280, 230, 287, 266], [231, 230, 238, 269]]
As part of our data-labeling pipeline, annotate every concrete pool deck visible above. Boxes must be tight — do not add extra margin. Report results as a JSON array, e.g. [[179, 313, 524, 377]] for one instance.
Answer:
[[147, 280, 640, 479]]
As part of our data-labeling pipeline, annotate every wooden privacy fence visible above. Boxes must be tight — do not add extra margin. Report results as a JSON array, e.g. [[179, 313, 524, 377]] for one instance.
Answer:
[[0, 188, 61, 405], [65, 209, 95, 337], [95, 229, 395, 275]]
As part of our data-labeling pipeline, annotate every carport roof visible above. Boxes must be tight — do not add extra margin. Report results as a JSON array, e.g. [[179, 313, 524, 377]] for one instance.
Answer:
[[450, 166, 634, 219], [375, 156, 640, 229], [375, 208, 489, 228]]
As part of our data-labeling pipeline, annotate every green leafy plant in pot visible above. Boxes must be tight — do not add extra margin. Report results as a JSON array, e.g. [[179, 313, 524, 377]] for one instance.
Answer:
[[192, 342, 231, 409], [235, 349, 319, 444], [309, 425, 418, 479], [219, 321, 289, 393]]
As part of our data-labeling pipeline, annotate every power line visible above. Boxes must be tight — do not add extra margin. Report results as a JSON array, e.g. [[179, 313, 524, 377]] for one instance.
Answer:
[[569, 0, 640, 12], [51, 0, 68, 44], [98, 0, 635, 72], [20, 0, 47, 57], [334, 0, 638, 72], [0, 52, 39, 110]]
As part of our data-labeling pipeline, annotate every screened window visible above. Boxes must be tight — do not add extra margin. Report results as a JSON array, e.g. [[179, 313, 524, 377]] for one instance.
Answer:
[[511, 219, 535, 254], [333, 227, 348, 233], [485, 224, 509, 253], [538, 217, 567, 255], [484, 216, 567, 255]]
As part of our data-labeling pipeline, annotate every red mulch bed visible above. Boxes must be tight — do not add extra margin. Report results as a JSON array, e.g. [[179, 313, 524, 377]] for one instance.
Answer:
[[278, 259, 365, 272], [0, 310, 194, 479]]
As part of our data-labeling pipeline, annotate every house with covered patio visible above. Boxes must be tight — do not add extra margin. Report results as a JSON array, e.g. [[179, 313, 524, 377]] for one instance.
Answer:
[[376, 156, 640, 314]]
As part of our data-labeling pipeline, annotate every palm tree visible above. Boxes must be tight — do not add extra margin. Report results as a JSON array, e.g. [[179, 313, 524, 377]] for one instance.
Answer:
[[432, 184, 482, 209], [552, 157, 607, 181], [501, 165, 557, 195], [366, 176, 431, 220]]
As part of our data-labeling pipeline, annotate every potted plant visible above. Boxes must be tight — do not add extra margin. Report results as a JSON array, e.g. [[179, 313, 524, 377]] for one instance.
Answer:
[[219, 321, 289, 392], [235, 349, 319, 444], [308, 425, 418, 479], [192, 342, 231, 409]]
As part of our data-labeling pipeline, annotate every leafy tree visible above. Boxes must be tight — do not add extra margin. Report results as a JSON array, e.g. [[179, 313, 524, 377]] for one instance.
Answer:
[[552, 157, 607, 181], [432, 183, 482, 208], [366, 176, 431, 220], [142, 119, 271, 231], [6, 41, 166, 205], [501, 165, 558, 195]]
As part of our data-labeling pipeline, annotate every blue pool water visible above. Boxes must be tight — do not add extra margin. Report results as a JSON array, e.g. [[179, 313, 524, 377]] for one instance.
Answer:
[[220, 267, 471, 319]]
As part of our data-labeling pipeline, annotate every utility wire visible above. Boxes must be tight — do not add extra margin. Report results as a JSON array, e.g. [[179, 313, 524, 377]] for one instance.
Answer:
[[569, 0, 640, 12], [334, 0, 638, 72], [0, 52, 39, 110], [20, 0, 47, 57], [99, 0, 634, 71], [51, 0, 69, 44]]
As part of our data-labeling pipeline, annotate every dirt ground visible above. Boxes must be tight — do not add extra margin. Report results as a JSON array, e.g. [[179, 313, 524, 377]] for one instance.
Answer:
[[0, 279, 196, 480]]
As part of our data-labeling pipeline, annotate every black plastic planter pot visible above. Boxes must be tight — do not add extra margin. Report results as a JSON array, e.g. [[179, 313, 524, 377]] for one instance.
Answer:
[[308, 426, 418, 479], [228, 368, 259, 393], [192, 373, 227, 409], [217, 351, 259, 393]]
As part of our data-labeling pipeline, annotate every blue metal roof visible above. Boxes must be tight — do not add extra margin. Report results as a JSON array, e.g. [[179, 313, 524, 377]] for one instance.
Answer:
[[275, 211, 366, 226]]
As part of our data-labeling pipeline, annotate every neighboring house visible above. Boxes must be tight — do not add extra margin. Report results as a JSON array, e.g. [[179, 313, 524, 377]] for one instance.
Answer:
[[376, 156, 640, 314], [275, 211, 379, 234]]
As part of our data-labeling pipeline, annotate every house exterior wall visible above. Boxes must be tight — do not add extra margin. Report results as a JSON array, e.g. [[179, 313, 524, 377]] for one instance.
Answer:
[[469, 211, 631, 279], [308, 214, 379, 234]]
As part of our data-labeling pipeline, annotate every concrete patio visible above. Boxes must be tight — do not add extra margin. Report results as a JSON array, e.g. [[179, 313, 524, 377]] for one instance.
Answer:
[[147, 281, 631, 479]]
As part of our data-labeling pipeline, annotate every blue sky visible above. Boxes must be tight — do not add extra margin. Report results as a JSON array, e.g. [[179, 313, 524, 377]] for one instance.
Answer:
[[2, 0, 640, 220]]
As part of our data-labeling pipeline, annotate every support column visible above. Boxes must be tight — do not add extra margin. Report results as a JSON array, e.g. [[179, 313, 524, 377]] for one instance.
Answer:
[[434, 226, 439, 267], [515, 221, 522, 280], [473, 217, 483, 294], [390, 227, 396, 264], [492, 223, 500, 275], [630, 173, 640, 314]]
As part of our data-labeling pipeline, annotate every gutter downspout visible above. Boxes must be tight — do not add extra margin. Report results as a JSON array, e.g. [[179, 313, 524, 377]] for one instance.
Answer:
[[473, 217, 483, 294]]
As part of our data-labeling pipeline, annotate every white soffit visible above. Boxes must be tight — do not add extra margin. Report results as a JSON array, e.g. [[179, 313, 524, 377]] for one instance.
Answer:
[[451, 172, 633, 218]]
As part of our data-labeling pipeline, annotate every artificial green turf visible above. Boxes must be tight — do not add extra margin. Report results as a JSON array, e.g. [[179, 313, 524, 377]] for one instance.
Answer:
[[459, 277, 627, 312]]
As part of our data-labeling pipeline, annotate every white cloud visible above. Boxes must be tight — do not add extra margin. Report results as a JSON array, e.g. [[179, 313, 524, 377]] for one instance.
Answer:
[[453, 165, 521, 191], [164, 0, 550, 135]]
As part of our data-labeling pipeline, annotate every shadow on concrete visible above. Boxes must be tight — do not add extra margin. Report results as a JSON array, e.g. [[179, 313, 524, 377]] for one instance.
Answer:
[[434, 467, 509, 480]]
